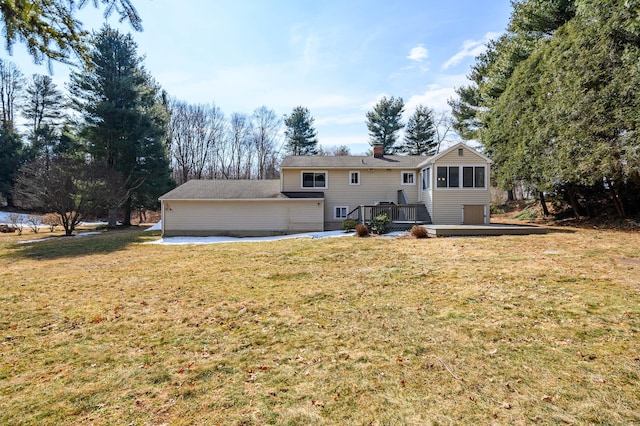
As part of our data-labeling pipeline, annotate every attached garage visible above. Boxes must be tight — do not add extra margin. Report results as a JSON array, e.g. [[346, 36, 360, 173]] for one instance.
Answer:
[[160, 180, 324, 237]]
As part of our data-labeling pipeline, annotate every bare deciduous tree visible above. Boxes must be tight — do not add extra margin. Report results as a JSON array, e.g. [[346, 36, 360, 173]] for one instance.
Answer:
[[168, 100, 225, 185], [251, 106, 280, 179]]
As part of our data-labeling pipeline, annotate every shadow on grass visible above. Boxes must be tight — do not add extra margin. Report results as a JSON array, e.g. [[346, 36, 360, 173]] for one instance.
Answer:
[[5, 227, 160, 260]]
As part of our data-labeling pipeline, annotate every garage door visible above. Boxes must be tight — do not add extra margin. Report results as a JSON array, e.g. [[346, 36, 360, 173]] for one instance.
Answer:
[[463, 205, 485, 224]]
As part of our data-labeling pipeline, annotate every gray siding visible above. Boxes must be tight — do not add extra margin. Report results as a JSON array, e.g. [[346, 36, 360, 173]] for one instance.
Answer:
[[430, 190, 490, 224], [427, 146, 491, 224], [162, 199, 324, 237], [282, 168, 420, 229]]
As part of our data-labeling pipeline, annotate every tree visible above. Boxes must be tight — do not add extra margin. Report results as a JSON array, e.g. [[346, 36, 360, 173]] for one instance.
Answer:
[[0, 0, 141, 65], [317, 145, 351, 156], [23, 74, 65, 161], [365, 96, 404, 154], [474, 0, 640, 217], [398, 105, 436, 155], [0, 126, 23, 206], [284, 106, 318, 155], [168, 100, 224, 185], [13, 157, 127, 235], [69, 25, 173, 226], [0, 59, 24, 128], [251, 106, 280, 179], [0, 59, 25, 206]]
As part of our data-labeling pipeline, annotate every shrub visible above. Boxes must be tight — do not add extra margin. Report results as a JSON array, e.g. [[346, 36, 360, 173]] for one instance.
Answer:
[[26, 215, 42, 234], [369, 213, 390, 234], [42, 214, 61, 233], [355, 224, 369, 237], [513, 207, 539, 221], [411, 225, 428, 239], [342, 219, 358, 231], [8, 214, 24, 236]]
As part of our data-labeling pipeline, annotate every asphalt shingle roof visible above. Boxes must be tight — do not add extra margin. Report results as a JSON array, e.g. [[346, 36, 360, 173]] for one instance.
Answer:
[[159, 179, 284, 200], [280, 154, 430, 169]]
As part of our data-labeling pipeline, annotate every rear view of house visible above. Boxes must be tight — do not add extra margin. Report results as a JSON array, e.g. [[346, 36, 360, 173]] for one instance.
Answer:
[[159, 142, 492, 237]]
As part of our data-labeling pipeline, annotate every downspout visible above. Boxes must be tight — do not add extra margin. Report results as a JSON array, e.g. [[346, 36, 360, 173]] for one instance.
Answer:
[[160, 201, 165, 237]]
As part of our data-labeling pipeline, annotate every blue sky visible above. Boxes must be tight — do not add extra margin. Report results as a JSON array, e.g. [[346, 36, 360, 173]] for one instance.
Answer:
[[8, 0, 512, 154]]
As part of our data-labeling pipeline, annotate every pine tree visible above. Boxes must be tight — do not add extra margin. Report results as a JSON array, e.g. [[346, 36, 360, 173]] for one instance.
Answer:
[[366, 96, 404, 154], [399, 105, 437, 155], [23, 74, 65, 160], [69, 25, 173, 226], [284, 106, 318, 155]]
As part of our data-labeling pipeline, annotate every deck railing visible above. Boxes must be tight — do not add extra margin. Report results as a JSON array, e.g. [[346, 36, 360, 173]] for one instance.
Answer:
[[347, 204, 421, 224]]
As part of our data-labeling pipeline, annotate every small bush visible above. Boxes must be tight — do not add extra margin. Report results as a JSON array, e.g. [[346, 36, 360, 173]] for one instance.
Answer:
[[355, 224, 369, 237], [8, 214, 24, 235], [42, 214, 61, 233], [369, 213, 390, 234], [411, 225, 428, 239], [513, 207, 539, 221], [342, 219, 358, 231], [26, 215, 42, 234]]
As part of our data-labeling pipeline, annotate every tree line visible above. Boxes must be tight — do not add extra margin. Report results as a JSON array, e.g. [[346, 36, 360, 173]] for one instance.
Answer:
[[450, 0, 640, 218]]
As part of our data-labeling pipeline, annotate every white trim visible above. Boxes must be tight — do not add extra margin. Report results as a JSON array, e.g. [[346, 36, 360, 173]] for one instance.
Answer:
[[349, 170, 360, 185], [416, 142, 493, 168], [301, 170, 328, 189], [334, 205, 349, 219], [401, 170, 416, 185]]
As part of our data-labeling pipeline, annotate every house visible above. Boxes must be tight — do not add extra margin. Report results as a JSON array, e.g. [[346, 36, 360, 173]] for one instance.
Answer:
[[159, 142, 492, 237]]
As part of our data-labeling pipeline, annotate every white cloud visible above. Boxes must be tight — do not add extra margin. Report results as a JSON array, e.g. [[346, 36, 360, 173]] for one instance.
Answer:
[[404, 72, 471, 116], [407, 44, 429, 62], [442, 32, 501, 70]]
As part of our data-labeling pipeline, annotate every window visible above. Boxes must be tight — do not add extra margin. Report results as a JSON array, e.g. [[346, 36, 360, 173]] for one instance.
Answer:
[[475, 166, 485, 187], [449, 167, 459, 188], [458, 148, 464, 156], [334, 206, 348, 219], [463, 166, 486, 188], [401, 171, 415, 185], [349, 171, 360, 185], [302, 171, 327, 188], [463, 167, 474, 188], [422, 167, 430, 189], [437, 167, 448, 187]]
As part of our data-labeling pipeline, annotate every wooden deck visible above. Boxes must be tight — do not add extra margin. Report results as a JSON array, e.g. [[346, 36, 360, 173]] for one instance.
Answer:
[[421, 223, 548, 237]]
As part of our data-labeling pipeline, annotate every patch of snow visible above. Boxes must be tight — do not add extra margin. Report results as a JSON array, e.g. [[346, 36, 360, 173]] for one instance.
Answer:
[[0, 210, 107, 227], [146, 230, 353, 245], [144, 221, 162, 231]]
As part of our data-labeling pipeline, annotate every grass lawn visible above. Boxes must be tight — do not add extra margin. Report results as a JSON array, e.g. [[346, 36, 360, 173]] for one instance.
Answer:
[[1, 226, 639, 425]]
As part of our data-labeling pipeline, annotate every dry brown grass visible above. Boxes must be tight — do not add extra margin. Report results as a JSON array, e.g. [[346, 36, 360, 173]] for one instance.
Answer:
[[0, 226, 639, 425]]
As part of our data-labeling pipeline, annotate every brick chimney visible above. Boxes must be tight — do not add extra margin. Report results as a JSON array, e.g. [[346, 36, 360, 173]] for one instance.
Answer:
[[373, 143, 384, 158]]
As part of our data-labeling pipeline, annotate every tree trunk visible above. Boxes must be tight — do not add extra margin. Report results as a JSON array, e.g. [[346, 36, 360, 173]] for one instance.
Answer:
[[539, 191, 550, 217], [123, 197, 132, 226], [567, 187, 581, 218], [507, 189, 514, 202], [108, 206, 118, 228]]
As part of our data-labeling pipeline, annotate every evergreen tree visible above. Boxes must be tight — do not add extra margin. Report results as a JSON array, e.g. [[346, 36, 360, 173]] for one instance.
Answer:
[[0, 0, 141, 64], [284, 106, 318, 155], [69, 25, 173, 226], [0, 125, 23, 206], [366, 96, 404, 154], [23, 74, 65, 161], [399, 105, 437, 155], [0, 59, 24, 206]]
